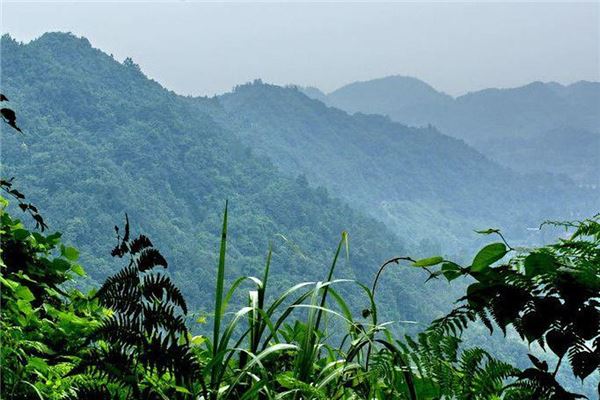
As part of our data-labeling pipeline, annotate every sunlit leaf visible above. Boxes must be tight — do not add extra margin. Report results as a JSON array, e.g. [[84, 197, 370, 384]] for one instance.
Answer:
[[413, 256, 443, 267]]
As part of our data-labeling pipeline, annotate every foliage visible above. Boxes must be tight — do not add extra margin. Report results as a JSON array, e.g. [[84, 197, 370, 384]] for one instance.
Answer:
[[178, 204, 419, 399], [0, 191, 104, 399], [70, 215, 198, 399], [3, 174, 598, 399], [398, 331, 521, 399], [409, 216, 600, 398], [9, 190, 591, 399]]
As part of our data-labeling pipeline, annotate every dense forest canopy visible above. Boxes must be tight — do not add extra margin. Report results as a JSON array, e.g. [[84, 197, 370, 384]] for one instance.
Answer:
[[0, 32, 451, 329]]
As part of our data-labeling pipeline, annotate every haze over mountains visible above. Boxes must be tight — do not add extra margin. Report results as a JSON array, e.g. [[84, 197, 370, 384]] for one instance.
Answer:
[[2, 32, 598, 334], [302, 76, 600, 186], [216, 81, 594, 253]]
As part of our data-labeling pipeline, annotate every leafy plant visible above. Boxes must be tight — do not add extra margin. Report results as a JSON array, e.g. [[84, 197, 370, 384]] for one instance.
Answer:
[[0, 92, 22, 132], [398, 331, 520, 399], [1, 190, 103, 399], [70, 215, 199, 399], [186, 203, 421, 399], [411, 217, 600, 398]]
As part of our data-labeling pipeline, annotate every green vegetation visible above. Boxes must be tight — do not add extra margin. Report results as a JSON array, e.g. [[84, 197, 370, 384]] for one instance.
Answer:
[[0, 187, 105, 398], [1, 32, 598, 398], [2, 187, 598, 398]]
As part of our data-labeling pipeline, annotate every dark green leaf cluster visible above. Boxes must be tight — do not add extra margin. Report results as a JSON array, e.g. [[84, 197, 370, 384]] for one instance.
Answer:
[[416, 218, 600, 398], [398, 331, 521, 399], [72, 216, 198, 399]]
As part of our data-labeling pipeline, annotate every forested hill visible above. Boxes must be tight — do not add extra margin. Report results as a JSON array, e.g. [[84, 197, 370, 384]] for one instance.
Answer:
[[304, 76, 600, 185], [1, 32, 447, 326], [217, 81, 596, 251]]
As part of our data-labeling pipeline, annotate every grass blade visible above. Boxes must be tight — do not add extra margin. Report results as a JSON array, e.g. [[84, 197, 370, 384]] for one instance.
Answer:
[[211, 200, 228, 394]]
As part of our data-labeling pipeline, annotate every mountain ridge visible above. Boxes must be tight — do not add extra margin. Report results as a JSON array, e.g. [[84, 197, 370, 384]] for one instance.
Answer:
[[216, 80, 595, 253], [301, 75, 600, 184]]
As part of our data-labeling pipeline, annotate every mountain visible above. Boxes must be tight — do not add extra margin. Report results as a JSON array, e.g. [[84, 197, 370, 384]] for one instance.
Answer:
[[447, 81, 600, 144], [325, 75, 452, 125], [490, 126, 600, 186], [298, 86, 328, 103], [306, 76, 600, 185], [1, 32, 448, 327], [2, 30, 596, 333], [216, 81, 596, 253]]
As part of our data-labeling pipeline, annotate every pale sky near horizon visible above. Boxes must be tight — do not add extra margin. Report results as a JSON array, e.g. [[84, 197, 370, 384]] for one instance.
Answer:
[[2, 1, 599, 97]]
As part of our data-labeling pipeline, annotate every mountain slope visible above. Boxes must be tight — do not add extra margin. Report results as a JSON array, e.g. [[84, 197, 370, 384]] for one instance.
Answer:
[[217, 81, 596, 251], [490, 126, 600, 185], [325, 75, 452, 126], [1, 32, 445, 327], [307, 76, 600, 185], [449, 81, 600, 144]]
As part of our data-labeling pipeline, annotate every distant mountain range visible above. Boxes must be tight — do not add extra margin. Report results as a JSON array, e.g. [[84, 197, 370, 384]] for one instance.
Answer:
[[215, 81, 595, 253], [301, 76, 600, 185]]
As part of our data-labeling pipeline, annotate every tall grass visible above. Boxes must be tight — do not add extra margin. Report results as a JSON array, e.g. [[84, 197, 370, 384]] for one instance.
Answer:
[[194, 203, 419, 399]]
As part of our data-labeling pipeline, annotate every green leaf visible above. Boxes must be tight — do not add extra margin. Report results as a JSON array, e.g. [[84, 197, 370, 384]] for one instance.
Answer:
[[16, 299, 34, 316], [413, 256, 444, 267], [52, 258, 71, 272], [174, 386, 192, 394], [475, 228, 500, 235], [191, 336, 206, 346], [524, 252, 555, 277], [15, 285, 35, 302], [546, 329, 574, 358], [471, 243, 507, 272], [213, 201, 228, 365], [1, 276, 19, 290], [13, 228, 30, 240], [276, 371, 296, 389], [441, 262, 462, 281], [466, 282, 488, 307], [71, 264, 86, 277], [27, 357, 49, 373], [62, 246, 79, 261]]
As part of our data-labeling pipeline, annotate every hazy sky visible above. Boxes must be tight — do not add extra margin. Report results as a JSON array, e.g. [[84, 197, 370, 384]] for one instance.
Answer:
[[2, 1, 599, 97]]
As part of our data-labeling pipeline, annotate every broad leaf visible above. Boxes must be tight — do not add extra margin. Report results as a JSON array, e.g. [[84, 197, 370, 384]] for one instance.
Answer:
[[62, 246, 79, 261], [441, 262, 462, 281], [546, 329, 574, 358], [413, 256, 444, 267], [471, 243, 507, 272]]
